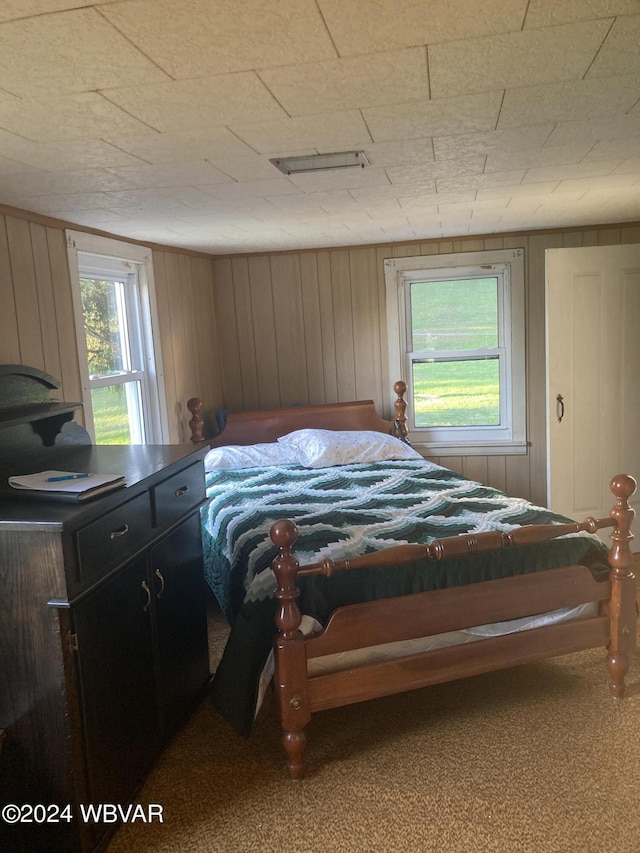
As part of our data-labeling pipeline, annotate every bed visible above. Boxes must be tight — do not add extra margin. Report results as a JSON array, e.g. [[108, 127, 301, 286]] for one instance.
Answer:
[[187, 386, 637, 779]]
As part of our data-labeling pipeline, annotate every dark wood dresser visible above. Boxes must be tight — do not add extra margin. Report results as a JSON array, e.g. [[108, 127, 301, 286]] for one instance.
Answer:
[[0, 366, 211, 853]]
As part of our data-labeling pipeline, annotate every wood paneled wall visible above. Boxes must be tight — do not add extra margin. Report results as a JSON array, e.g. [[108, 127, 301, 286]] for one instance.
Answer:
[[2, 201, 638, 503], [0, 208, 222, 444], [151, 248, 222, 442], [212, 223, 640, 506]]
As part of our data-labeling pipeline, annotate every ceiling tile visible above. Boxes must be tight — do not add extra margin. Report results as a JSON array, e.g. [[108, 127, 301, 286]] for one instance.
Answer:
[[0, 92, 155, 142], [20, 191, 120, 214], [522, 160, 621, 182], [556, 173, 639, 192], [0, 154, 45, 178], [364, 91, 503, 143], [317, 0, 528, 55], [266, 191, 360, 216], [0, 1, 97, 22], [104, 161, 234, 189], [3, 138, 148, 171], [112, 129, 256, 165], [545, 114, 640, 147], [286, 167, 390, 193], [586, 14, 640, 77], [387, 155, 487, 184], [476, 181, 561, 200], [230, 111, 372, 155], [0, 168, 135, 196], [0, 8, 168, 97], [435, 171, 527, 193], [259, 48, 428, 116], [199, 178, 302, 201], [485, 142, 594, 171], [204, 155, 287, 183], [583, 137, 640, 159], [498, 75, 640, 127], [612, 156, 640, 173], [106, 186, 218, 209], [350, 183, 436, 204], [524, 0, 640, 28], [102, 73, 289, 134], [361, 139, 434, 168], [429, 19, 612, 98], [99, 0, 336, 78], [433, 126, 555, 160]]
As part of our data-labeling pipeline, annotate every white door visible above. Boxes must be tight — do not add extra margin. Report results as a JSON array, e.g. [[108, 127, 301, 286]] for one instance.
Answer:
[[546, 244, 640, 545]]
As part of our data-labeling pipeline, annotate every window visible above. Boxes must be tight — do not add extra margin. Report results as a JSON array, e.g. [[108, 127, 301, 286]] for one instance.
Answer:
[[385, 249, 526, 456], [67, 232, 168, 445]]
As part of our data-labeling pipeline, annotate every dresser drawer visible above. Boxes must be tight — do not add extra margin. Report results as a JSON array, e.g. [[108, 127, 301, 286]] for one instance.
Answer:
[[76, 492, 153, 584], [153, 461, 205, 530]]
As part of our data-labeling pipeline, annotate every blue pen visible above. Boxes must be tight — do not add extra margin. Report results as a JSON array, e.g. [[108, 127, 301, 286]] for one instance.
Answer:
[[47, 473, 91, 482]]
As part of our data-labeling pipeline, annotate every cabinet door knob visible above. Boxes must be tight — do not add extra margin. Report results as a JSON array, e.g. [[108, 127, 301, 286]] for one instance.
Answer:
[[141, 580, 151, 612], [154, 569, 165, 599], [174, 485, 189, 497], [109, 523, 129, 540]]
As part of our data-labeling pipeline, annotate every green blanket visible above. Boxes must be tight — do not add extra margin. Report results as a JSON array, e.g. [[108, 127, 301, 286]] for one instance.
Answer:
[[201, 460, 610, 734]]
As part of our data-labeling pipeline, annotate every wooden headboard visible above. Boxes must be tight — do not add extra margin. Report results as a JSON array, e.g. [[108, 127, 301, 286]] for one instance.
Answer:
[[187, 381, 408, 447]]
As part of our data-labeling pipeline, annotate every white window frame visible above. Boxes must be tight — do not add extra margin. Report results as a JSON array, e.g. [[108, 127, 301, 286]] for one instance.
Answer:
[[385, 248, 526, 456], [66, 231, 169, 445]]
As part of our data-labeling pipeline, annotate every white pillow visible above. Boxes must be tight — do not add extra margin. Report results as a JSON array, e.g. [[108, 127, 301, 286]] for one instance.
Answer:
[[204, 441, 299, 471], [277, 428, 422, 468]]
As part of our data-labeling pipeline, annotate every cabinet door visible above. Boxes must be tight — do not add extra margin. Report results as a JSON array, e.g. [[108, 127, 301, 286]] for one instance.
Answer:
[[150, 513, 210, 737], [73, 557, 160, 807]]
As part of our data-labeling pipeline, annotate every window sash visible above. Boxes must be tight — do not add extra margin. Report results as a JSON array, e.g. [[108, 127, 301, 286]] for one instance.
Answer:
[[384, 249, 526, 456]]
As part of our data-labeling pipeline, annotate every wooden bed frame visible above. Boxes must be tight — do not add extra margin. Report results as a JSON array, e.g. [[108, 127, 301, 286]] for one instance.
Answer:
[[188, 389, 637, 779]]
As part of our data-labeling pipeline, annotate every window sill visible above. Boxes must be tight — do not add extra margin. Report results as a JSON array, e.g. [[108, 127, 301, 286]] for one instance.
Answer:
[[410, 439, 528, 457]]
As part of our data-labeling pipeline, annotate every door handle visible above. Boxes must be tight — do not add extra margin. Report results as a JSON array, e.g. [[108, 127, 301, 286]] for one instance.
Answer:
[[556, 394, 565, 423], [141, 580, 151, 612], [154, 568, 165, 599]]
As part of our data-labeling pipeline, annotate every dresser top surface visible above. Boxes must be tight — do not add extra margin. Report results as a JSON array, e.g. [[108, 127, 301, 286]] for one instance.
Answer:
[[0, 444, 208, 530]]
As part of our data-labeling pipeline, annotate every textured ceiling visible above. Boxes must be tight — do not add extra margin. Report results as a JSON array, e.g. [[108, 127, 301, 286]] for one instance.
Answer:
[[0, 0, 639, 255]]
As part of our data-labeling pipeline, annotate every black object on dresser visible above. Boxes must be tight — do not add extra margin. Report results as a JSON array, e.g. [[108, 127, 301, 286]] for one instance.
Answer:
[[0, 366, 211, 853]]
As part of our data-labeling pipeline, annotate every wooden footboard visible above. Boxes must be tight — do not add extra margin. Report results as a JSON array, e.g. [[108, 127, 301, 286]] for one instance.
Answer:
[[271, 474, 637, 779]]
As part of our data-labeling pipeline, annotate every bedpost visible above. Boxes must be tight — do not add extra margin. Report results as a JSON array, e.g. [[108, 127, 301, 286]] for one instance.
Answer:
[[270, 520, 311, 779], [606, 474, 637, 698], [393, 380, 408, 441], [187, 397, 205, 444]]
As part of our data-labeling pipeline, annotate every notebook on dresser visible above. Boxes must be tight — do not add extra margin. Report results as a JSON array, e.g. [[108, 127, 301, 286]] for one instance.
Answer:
[[8, 470, 126, 502]]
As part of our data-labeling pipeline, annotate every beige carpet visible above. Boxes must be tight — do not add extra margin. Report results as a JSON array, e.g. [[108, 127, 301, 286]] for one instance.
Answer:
[[107, 593, 640, 853]]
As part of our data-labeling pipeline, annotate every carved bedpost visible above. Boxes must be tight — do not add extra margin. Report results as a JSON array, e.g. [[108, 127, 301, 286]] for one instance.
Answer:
[[393, 380, 408, 441], [270, 520, 311, 779], [606, 474, 637, 698], [187, 397, 205, 444]]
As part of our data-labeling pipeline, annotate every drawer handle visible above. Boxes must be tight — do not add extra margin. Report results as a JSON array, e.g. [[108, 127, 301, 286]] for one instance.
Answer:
[[141, 580, 151, 612], [155, 569, 165, 599], [174, 485, 189, 497], [109, 523, 129, 540]]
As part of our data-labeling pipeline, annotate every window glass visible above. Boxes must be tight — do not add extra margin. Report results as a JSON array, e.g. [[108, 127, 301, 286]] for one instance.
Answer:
[[80, 278, 128, 376], [412, 359, 500, 427], [90, 382, 144, 444], [78, 271, 146, 445], [410, 278, 498, 351]]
